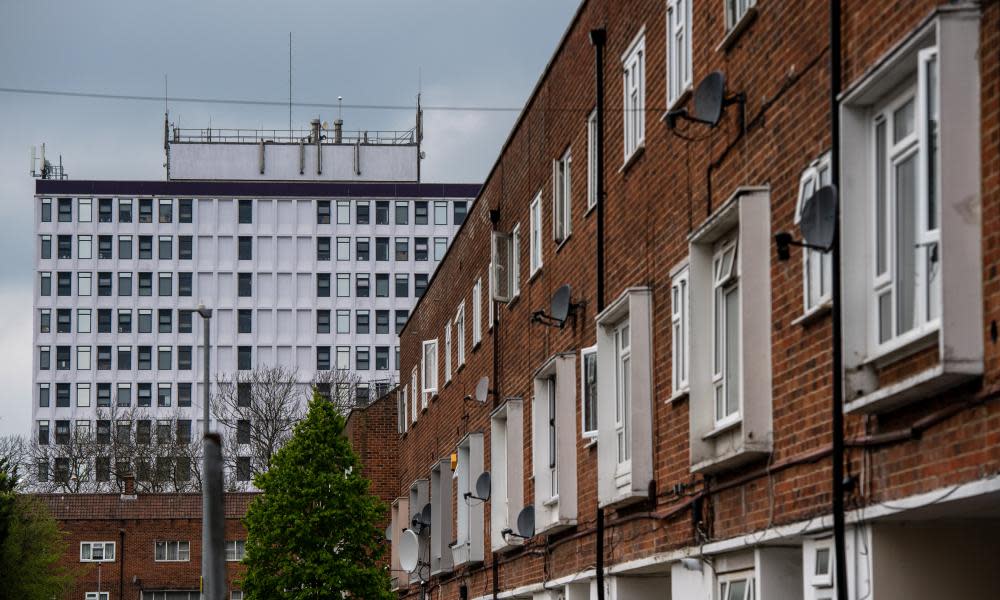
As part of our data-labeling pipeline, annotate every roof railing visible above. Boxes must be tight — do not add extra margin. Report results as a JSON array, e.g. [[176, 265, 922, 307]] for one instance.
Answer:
[[171, 127, 416, 145]]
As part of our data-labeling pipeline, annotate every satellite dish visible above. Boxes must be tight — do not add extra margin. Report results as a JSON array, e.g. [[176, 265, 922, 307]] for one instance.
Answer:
[[420, 503, 432, 527], [799, 185, 838, 250], [474, 472, 491, 501], [385, 526, 392, 541], [399, 529, 420, 573], [322, 121, 329, 130], [516, 505, 535, 539], [475, 377, 490, 403], [692, 72, 726, 126], [550, 285, 573, 324]]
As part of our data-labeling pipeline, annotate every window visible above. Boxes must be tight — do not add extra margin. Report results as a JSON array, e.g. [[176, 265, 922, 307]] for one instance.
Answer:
[[58, 198, 72, 222], [37, 420, 50, 445], [119, 198, 132, 222], [395, 310, 409, 335], [553, 149, 572, 243], [671, 266, 690, 395], [622, 30, 646, 160], [434, 237, 447, 261], [39, 272, 51, 296], [397, 387, 408, 433], [78, 235, 92, 259], [97, 272, 112, 296], [57, 271, 71, 295], [414, 237, 428, 261], [40, 235, 51, 260], [97, 345, 111, 369], [80, 541, 115, 562], [581, 346, 597, 437], [375, 273, 389, 297], [410, 368, 419, 423], [117, 235, 132, 260], [178, 383, 192, 407], [472, 279, 482, 346], [317, 346, 331, 370], [353, 273, 368, 297], [375, 237, 389, 261], [40, 197, 52, 222], [376, 310, 390, 334], [179, 235, 192, 259], [39, 346, 50, 370], [38, 384, 50, 408], [118, 272, 132, 296], [455, 303, 466, 367], [56, 346, 71, 370], [333, 200, 349, 225], [414, 273, 428, 298], [394, 274, 409, 298], [138, 309, 152, 333], [238, 309, 252, 334], [99, 198, 113, 222], [138, 272, 153, 296], [138, 198, 153, 223], [39, 309, 51, 333], [725, 0, 756, 31], [138, 384, 151, 407], [226, 540, 246, 562], [355, 201, 369, 224], [336, 237, 350, 261], [613, 321, 631, 471], [179, 310, 193, 333], [158, 198, 172, 223], [238, 346, 252, 370], [434, 201, 447, 225], [57, 235, 72, 259], [179, 198, 193, 223], [158, 272, 172, 296], [375, 346, 389, 371], [237, 383, 251, 407], [531, 354, 577, 533], [317, 200, 331, 224], [316, 236, 331, 261], [796, 154, 834, 313], [719, 571, 755, 600], [55, 420, 70, 444], [178, 346, 192, 370], [421, 339, 438, 404], [238, 273, 252, 296], [77, 346, 92, 371], [356, 346, 370, 371], [587, 110, 599, 211], [154, 541, 190, 562], [667, 0, 692, 107], [317, 273, 331, 297], [356, 310, 370, 334], [356, 237, 370, 261], [138, 235, 153, 259], [529, 193, 543, 275], [79, 198, 93, 222], [415, 201, 428, 224], [712, 237, 741, 427], [177, 419, 192, 444], [395, 238, 409, 261], [158, 346, 172, 370], [453, 201, 468, 225], [444, 322, 452, 383], [237, 419, 251, 444], [315, 309, 331, 334], [56, 309, 71, 333], [238, 236, 252, 261], [336, 346, 350, 371], [395, 201, 408, 225], [238, 199, 252, 224], [375, 201, 390, 224]]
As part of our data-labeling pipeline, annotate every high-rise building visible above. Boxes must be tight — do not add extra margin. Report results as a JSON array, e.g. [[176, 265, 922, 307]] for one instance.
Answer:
[[31, 117, 479, 488]]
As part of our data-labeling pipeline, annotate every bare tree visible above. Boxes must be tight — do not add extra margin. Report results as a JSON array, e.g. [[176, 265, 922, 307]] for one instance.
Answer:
[[212, 366, 363, 491], [0, 434, 30, 490]]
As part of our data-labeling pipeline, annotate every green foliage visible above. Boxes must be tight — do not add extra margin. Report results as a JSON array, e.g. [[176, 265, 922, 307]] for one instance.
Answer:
[[0, 459, 76, 600], [243, 389, 393, 599]]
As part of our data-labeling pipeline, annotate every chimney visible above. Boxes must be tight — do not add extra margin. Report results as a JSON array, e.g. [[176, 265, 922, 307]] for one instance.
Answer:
[[310, 118, 322, 143], [122, 474, 136, 497], [333, 119, 343, 144]]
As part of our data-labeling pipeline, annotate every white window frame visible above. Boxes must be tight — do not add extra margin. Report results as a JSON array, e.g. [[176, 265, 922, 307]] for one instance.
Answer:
[[78, 272, 92, 297], [531, 354, 577, 534], [552, 148, 572, 243], [580, 345, 597, 439], [444, 321, 453, 383], [455, 303, 466, 367], [225, 540, 246, 562], [712, 236, 741, 429], [666, 0, 692, 108], [86, 593, 109, 600], [410, 367, 419, 422], [78, 198, 93, 222], [613, 320, 631, 480], [450, 433, 484, 567], [795, 153, 834, 314], [671, 265, 690, 395], [472, 278, 482, 347], [398, 386, 408, 433], [725, 0, 757, 32], [489, 399, 524, 552], [80, 541, 115, 562], [587, 109, 598, 211], [154, 540, 190, 562], [487, 262, 495, 330], [719, 570, 756, 600], [529, 192, 543, 276], [421, 339, 438, 404], [511, 224, 521, 300], [622, 29, 646, 162], [78, 235, 93, 260]]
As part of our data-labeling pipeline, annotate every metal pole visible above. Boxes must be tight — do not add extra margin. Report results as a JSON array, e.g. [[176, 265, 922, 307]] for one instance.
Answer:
[[202, 308, 211, 435], [203, 433, 227, 600], [829, 1, 848, 598]]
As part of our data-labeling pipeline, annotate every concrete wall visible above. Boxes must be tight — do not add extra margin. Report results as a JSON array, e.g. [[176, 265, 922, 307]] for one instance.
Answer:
[[169, 142, 419, 182]]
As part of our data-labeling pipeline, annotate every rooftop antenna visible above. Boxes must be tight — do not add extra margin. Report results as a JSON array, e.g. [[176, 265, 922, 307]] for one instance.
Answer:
[[337, 96, 343, 121], [288, 32, 292, 132]]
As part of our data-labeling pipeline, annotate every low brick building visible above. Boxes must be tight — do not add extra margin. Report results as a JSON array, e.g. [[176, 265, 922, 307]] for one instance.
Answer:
[[37, 489, 255, 600], [350, 0, 1000, 598]]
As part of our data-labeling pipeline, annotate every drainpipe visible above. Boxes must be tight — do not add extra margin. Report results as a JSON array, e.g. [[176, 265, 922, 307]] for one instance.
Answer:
[[590, 27, 607, 600], [829, 1, 848, 599], [119, 528, 125, 600]]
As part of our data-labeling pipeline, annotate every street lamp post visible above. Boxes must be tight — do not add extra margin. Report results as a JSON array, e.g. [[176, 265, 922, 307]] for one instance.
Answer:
[[196, 305, 225, 600]]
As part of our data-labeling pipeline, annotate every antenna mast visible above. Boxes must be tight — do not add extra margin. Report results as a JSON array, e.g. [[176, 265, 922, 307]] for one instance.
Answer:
[[288, 32, 292, 132]]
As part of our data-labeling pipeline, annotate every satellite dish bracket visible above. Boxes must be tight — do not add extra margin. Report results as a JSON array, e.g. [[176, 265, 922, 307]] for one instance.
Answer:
[[500, 527, 530, 541], [530, 299, 585, 329]]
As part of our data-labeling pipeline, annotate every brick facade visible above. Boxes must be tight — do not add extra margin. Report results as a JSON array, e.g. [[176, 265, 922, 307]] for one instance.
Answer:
[[351, 0, 1000, 598], [37, 492, 254, 600]]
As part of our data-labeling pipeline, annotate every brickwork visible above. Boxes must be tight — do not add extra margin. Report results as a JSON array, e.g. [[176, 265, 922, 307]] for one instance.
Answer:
[[37, 492, 254, 600], [345, 391, 401, 538], [352, 0, 1000, 598]]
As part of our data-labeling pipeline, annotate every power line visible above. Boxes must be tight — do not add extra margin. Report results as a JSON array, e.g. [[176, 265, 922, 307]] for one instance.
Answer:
[[0, 86, 522, 113]]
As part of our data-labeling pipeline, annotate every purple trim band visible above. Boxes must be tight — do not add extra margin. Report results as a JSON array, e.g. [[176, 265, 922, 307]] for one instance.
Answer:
[[35, 179, 481, 199]]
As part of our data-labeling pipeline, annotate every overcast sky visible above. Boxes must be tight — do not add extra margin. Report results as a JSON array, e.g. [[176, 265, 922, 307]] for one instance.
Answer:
[[0, 0, 580, 436]]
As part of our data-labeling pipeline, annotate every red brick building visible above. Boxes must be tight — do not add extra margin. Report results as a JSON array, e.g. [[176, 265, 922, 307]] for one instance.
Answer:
[[351, 0, 1000, 598], [37, 490, 254, 600]]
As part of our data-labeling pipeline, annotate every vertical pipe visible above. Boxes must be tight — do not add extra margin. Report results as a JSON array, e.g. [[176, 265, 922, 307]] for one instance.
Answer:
[[829, 1, 848, 599], [202, 312, 211, 435], [118, 528, 125, 600], [203, 433, 227, 600]]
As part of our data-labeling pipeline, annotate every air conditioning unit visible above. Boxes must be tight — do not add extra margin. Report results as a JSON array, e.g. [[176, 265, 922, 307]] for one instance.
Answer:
[[491, 230, 513, 303]]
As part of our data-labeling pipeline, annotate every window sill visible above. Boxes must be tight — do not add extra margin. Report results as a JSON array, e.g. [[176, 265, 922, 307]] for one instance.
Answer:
[[667, 388, 689, 404], [701, 417, 742, 441], [661, 87, 693, 122], [619, 143, 645, 174], [791, 301, 832, 327], [554, 234, 572, 254], [867, 326, 939, 370], [717, 6, 759, 53], [583, 436, 598, 449], [584, 202, 597, 218], [542, 495, 560, 508], [528, 267, 543, 284], [506, 293, 521, 310]]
